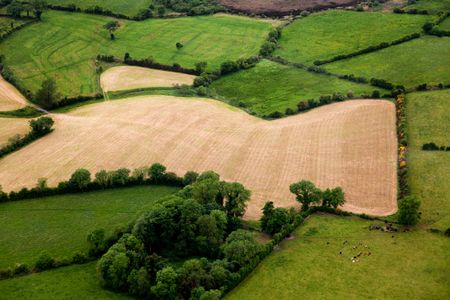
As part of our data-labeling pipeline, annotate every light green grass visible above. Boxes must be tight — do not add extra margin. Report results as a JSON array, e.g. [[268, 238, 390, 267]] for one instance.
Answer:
[[211, 60, 386, 116], [227, 214, 450, 300], [407, 89, 450, 230], [324, 36, 450, 88], [404, 0, 450, 14], [439, 17, 450, 30], [47, 0, 152, 17], [0, 11, 272, 97], [275, 10, 430, 65], [0, 185, 178, 268], [0, 17, 28, 35], [0, 262, 132, 299]]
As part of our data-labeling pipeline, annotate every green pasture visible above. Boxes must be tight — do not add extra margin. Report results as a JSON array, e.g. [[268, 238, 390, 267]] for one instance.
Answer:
[[0, 262, 132, 299], [404, 0, 450, 14], [0, 185, 178, 268], [211, 60, 385, 116], [324, 36, 450, 88], [407, 89, 450, 230], [274, 10, 430, 65], [227, 214, 450, 300], [0, 11, 272, 97], [47, 0, 153, 17], [439, 17, 450, 30]]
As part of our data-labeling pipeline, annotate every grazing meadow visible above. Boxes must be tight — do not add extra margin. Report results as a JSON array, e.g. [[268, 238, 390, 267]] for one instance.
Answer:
[[324, 36, 450, 88], [0, 11, 272, 97], [0, 262, 132, 299], [226, 214, 450, 300], [404, 0, 450, 14], [274, 10, 430, 65], [406, 89, 450, 230], [0, 185, 178, 268], [211, 59, 385, 116]]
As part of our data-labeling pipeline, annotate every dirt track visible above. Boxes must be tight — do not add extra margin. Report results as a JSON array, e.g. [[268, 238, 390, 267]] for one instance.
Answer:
[[100, 66, 197, 92], [0, 118, 30, 146], [0, 76, 28, 111], [219, 0, 359, 16], [0, 96, 397, 219]]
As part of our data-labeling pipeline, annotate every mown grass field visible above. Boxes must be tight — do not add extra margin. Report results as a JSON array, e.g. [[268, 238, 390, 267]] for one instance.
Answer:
[[47, 0, 152, 17], [0, 185, 178, 268], [407, 89, 450, 230], [0, 262, 132, 299], [0, 11, 272, 97], [324, 36, 450, 88], [227, 214, 450, 300], [274, 10, 430, 65], [404, 0, 450, 14], [211, 60, 386, 116]]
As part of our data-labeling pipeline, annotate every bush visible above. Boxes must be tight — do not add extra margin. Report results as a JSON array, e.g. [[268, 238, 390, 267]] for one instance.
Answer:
[[445, 228, 450, 237], [72, 251, 89, 264], [13, 263, 30, 276], [398, 196, 421, 226], [34, 251, 55, 271]]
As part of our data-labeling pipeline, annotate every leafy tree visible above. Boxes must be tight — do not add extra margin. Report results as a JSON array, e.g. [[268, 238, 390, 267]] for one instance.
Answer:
[[178, 259, 213, 298], [157, 6, 166, 17], [195, 211, 227, 256], [104, 21, 120, 40], [95, 170, 110, 188], [422, 22, 434, 33], [110, 168, 130, 186], [34, 78, 60, 109], [192, 178, 222, 205], [398, 196, 421, 225], [223, 182, 250, 218], [259, 41, 277, 56], [69, 168, 91, 190], [29, 116, 54, 136], [87, 229, 106, 256], [183, 171, 199, 186], [31, 0, 47, 20], [176, 42, 184, 49], [151, 267, 178, 300], [289, 180, 322, 210], [220, 61, 239, 75], [200, 289, 222, 300], [222, 230, 260, 267], [7, 1, 23, 18], [260, 201, 292, 235], [148, 163, 167, 183], [321, 187, 345, 208], [127, 267, 151, 298], [36, 177, 48, 191]]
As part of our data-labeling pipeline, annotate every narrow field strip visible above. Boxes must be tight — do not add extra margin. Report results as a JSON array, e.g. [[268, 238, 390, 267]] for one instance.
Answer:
[[0, 96, 397, 219], [100, 66, 197, 92]]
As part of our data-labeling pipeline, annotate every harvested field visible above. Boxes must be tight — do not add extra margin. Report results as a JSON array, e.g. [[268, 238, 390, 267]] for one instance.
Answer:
[[0, 118, 29, 146], [0, 96, 397, 219], [100, 66, 197, 92], [0, 75, 28, 111], [218, 0, 358, 16]]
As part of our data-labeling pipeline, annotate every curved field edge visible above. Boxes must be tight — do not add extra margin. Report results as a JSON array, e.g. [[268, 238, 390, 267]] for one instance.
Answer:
[[0, 117, 30, 146], [0, 95, 398, 219], [0, 75, 28, 111], [0, 185, 179, 268], [100, 66, 196, 92], [226, 214, 450, 300]]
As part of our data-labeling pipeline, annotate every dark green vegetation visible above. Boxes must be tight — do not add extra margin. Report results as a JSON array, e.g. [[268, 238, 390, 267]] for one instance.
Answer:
[[0, 16, 28, 36], [406, 89, 450, 230], [404, 0, 450, 14], [211, 60, 385, 116], [0, 186, 178, 268], [324, 36, 450, 88], [0, 262, 133, 299], [226, 214, 450, 299], [47, 0, 152, 17], [0, 106, 43, 117], [274, 10, 430, 65], [0, 11, 272, 97]]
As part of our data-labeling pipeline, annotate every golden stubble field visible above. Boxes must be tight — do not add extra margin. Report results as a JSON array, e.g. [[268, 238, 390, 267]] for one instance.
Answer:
[[100, 66, 197, 92], [0, 96, 398, 219], [0, 118, 30, 146], [0, 75, 28, 111]]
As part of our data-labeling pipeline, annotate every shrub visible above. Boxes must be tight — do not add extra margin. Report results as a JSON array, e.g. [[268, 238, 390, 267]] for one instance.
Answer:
[[34, 251, 55, 271], [13, 263, 30, 276], [445, 228, 450, 237], [398, 196, 421, 226], [68, 168, 91, 190], [72, 251, 88, 264]]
